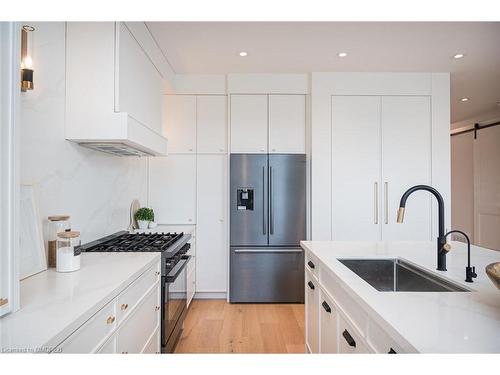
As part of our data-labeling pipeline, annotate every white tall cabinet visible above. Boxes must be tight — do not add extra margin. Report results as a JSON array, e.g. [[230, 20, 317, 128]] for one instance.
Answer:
[[312, 73, 450, 241], [150, 94, 228, 298], [331, 95, 432, 241], [196, 155, 228, 294]]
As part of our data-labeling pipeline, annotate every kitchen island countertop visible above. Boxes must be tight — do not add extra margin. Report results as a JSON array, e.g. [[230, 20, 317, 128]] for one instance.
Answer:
[[300, 240, 500, 353]]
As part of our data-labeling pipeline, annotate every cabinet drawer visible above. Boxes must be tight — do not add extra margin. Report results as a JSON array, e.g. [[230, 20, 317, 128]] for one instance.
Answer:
[[305, 272, 319, 353], [319, 288, 338, 353], [117, 261, 160, 322], [116, 285, 160, 354], [305, 251, 319, 279], [320, 267, 367, 335], [142, 327, 160, 354], [367, 320, 404, 354], [97, 336, 116, 353], [58, 301, 116, 353], [338, 313, 368, 354]]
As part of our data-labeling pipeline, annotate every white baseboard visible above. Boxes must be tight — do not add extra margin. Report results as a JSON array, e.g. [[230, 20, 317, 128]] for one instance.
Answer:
[[194, 292, 227, 299]]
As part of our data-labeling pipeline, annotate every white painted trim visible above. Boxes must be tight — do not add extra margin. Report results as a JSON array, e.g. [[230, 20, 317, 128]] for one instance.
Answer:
[[227, 73, 309, 94], [171, 74, 226, 95], [0, 22, 21, 316]]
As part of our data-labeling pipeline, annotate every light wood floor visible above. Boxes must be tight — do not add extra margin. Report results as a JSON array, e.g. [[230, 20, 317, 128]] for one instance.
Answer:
[[175, 300, 305, 353]]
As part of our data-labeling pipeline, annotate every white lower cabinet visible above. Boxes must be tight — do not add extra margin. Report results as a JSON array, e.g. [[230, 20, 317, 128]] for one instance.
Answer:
[[187, 268, 196, 308], [338, 313, 367, 354], [116, 286, 160, 354], [305, 272, 319, 353], [319, 289, 337, 353], [304, 249, 407, 354], [57, 260, 161, 354]]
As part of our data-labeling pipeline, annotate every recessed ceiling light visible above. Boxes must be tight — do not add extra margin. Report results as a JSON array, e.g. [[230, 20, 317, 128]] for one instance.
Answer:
[[239, 51, 248, 57], [453, 53, 465, 59], [460, 97, 469, 102], [338, 52, 347, 57]]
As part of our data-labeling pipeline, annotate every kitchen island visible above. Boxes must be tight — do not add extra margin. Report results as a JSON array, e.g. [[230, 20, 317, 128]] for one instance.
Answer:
[[301, 240, 500, 353], [1, 252, 161, 353]]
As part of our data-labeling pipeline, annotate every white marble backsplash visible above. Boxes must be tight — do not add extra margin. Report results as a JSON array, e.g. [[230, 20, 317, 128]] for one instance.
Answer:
[[20, 22, 148, 244]]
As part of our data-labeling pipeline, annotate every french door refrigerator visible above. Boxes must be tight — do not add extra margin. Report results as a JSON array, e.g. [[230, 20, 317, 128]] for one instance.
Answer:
[[230, 154, 306, 303]]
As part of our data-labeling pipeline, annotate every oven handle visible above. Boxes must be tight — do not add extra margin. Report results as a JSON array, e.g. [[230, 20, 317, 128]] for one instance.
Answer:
[[165, 256, 191, 283]]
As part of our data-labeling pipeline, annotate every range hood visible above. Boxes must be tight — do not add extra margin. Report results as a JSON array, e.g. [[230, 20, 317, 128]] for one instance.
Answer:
[[65, 22, 170, 157]]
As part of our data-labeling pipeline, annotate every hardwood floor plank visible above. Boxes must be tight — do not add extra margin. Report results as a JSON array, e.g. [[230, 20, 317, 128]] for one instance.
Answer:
[[175, 300, 305, 354]]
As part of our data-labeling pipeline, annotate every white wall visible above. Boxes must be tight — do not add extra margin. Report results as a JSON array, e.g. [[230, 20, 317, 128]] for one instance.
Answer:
[[20, 23, 148, 244]]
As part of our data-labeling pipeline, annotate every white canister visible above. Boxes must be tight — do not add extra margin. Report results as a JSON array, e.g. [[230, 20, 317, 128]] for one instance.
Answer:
[[56, 231, 81, 273]]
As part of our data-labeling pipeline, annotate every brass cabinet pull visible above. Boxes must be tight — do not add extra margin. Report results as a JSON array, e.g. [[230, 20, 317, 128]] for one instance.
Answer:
[[0, 298, 8, 307], [106, 316, 116, 324], [121, 303, 129, 311]]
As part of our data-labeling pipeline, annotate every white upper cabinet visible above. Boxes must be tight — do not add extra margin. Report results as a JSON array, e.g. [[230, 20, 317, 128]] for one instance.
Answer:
[[65, 22, 168, 156], [149, 155, 197, 224], [269, 95, 306, 153], [163, 95, 197, 154], [230, 95, 268, 153], [197, 96, 228, 153], [381, 96, 431, 241]]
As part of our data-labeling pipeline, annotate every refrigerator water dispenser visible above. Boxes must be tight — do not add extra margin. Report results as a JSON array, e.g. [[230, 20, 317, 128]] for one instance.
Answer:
[[237, 188, 254, 210]]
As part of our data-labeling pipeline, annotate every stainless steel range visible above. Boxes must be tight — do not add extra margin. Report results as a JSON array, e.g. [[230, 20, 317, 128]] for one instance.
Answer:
[[80, 231, 192, 353]]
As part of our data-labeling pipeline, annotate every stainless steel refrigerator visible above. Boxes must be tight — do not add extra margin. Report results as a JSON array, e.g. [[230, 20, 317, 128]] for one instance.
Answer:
[[230, 154, 306, 303]]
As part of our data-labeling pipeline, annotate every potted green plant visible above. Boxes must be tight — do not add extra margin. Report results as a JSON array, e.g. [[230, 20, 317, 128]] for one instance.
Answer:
[[135, 207, 154, 230]]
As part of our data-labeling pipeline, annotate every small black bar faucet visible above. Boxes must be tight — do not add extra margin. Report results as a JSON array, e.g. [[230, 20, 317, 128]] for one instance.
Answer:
[[396, 185, 447, 271], [443, 230, 477, 282]]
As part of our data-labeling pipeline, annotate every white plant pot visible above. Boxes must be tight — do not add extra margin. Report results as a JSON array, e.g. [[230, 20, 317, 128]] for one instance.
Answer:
[[137, 220, 149, 229], [148, 221, 158, 229]]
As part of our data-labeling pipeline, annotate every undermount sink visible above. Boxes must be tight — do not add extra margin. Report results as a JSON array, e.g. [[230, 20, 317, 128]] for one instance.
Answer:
[[337, 258, 470, 292]]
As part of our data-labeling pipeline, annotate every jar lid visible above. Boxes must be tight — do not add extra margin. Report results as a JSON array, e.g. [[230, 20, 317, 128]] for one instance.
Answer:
[[57, 231, 80, 239], [48, 215, 70, 221]]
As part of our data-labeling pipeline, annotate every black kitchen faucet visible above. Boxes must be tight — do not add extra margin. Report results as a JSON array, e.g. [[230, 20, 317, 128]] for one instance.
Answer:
[[396, 185, 448, 271]]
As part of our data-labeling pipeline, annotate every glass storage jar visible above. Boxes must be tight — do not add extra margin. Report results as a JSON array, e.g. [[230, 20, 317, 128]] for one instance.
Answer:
[[56, 230, 81, 273], [47, 215, 70, 267]]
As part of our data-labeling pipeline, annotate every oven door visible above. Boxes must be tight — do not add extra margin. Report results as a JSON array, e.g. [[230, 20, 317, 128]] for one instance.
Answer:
[[163, 255, 191, 352]]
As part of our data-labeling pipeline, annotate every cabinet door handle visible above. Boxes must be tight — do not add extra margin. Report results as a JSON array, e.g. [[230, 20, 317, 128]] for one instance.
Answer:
[[321, 301, 331, 313], [384, 182, 388, 224], [121, 303, 129, 311], [342, 329, 356, 348], [155, 305, 160, 311], [106, 316, 115, 325], [307, 281, 315, 290], [374, 182, 378, 224], [307, 260, 315, 269], [262, 166, 267, 235], [269, 166, 274, 235], [388, 348, 397, 354]]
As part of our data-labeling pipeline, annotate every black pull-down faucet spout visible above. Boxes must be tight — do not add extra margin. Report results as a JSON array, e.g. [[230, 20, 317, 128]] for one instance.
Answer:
[[397, 185, 447, 271]]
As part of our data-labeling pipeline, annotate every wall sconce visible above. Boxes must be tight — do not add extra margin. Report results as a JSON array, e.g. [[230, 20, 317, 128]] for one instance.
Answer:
[[20, 25, 35, 92]]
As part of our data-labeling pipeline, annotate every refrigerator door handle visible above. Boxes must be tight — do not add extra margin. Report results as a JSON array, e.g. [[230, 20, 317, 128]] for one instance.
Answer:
[[233, 249, 303, 253], [262, 166, 266, 235], [269, 166, 274, 235]]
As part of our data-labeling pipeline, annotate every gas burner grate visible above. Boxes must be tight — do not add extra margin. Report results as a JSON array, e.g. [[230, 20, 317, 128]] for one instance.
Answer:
[[85, 232, 184, 253]]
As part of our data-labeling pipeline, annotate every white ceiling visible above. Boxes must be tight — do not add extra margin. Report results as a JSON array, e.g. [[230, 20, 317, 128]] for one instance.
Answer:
[[147, 22, 500, 123]]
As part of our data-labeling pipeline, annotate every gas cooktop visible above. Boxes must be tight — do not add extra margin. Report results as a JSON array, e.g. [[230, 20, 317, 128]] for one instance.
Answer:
[[79, 231, 187, 255]]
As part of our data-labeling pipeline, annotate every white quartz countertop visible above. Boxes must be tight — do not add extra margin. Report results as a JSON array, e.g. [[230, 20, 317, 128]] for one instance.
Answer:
[[300, 240, 500, 353], [0, 252, 160, 352]]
